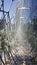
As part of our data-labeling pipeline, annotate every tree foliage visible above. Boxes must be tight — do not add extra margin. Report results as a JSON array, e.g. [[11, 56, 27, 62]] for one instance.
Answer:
[[26, 18, 37, 56]]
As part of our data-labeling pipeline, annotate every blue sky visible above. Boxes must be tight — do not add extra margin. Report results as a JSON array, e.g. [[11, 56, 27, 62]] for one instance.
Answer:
[[31, 0, 37, 18], [0, 0, 37, 22], [24, 0, 37, 22], [0, 0, 16, 18], [4, 0, 16, 18]]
